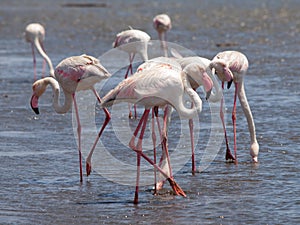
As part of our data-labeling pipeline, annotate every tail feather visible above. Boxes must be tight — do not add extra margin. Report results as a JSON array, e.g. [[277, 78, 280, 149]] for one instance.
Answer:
[[101, 78, 136, 108]]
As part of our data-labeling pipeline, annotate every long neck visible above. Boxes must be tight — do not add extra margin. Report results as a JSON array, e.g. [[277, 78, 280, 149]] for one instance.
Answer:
[[176, 72, 202, 119], [207, 68, 223, 102], [237, 80, 257, 144], [34, 38, 54, 77], [45, 77, 73, 114]]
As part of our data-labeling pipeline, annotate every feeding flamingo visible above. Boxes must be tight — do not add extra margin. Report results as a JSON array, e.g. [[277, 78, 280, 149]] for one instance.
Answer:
[[30, 54, 111, 182], [113, 28, 151, 118], [101, 61, 213, 203], [25, 23, 54, 80], [113, 28, 150, 79], [153, 14, 172, 57], [211, 50, 259, 163]]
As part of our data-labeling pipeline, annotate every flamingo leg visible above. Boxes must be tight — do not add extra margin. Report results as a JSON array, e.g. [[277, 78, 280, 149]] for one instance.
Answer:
[[86, 88, 111, 176], [189, 118, 196, 174], [126, 53, 137, 119], [130, 109, 186, 203], [188, 100, 196, 174], [133, 147, 186, 198], [151, 108, 158, 195], [31, 43, 37, 81], [220, 82, 235, 162], [130, 109, 150, 204], [161, 106, 173, 179], [232, 83, 238, 164], [72, 94, 83, 182]]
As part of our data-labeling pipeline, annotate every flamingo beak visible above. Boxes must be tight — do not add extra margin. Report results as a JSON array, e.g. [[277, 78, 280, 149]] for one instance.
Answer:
[[30, 95, 40, 115], [223, 67, 234, 89], [206, 89, 212, 100], [227, 80, 233, 89]]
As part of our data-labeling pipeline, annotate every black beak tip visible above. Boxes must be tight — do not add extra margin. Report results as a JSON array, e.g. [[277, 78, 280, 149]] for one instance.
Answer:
[[32, 107, 40, 115], [227, 80, 233, 89], [206, 89, 212, 100]]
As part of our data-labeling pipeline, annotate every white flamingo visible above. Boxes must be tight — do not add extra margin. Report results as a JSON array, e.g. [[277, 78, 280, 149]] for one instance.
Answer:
[[211, 50, 259, 163], [101, 61, 213, 203], [113, 28, 151, 118], [113, 28, 150, 79], [30, 54, 111, 182], [153, 14, 172, 57], [25, 23, 54, 79]]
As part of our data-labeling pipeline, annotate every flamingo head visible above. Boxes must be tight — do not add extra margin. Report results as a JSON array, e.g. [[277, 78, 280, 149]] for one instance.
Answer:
[[183, 63, 213, 100], [153, 14, 172, 34], [30, 78, 48, 114], [250, 142, 259, 163], [209, 59, 234, 89]]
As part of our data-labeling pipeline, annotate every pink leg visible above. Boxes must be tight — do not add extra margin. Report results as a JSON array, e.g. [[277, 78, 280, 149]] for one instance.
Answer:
[[151, 108, 158, 195], [125, 53, 137, 119], [72, 94, 83, 182], [232, 83, 238, 164], [189, 118, 196, 174], [161, 106, 173, 178], [131, 109, 150, 204], [133, 146, 186, 198], [31, 43, 37, 81], [125, 53, 135, 79], [188, 100, 196, 174], [220, 82, 235, 162], [86, 88, 111, 176], [130, 109, 186, 203], [129, 109, 149, 202]]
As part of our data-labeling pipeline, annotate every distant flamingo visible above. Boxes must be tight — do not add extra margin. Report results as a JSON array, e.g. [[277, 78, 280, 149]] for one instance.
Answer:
[[211, 50, 259, 163], [113, 28, 150, 118], [153, 14, 172, 57], [113, 28, 150, 79], [25, 23, 54, 80], [101, 62, 212, 203], [30, 54, 111, 182]]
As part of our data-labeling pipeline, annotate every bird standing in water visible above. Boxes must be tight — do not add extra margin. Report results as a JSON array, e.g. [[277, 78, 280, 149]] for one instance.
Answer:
[[25, 23, 54, 79], [30, 54, 111, 182], [211, 50, 259, 163], [101, 61, 213, 203]]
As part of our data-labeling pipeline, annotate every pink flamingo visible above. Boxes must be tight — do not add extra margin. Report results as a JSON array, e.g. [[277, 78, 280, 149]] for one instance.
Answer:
[[153, 14, 172, 57], [30, 54, 111, 182], [113, 28, 150, 79], [211, 50, 259, 163], [176, 57, 229, 173], [113, 28, 151, 118], [25, 23, 54, 80], [101, 61, 213, 203]]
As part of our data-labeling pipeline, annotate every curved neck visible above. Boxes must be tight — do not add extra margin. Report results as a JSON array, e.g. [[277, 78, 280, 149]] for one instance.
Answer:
[[237, 81, 257, 144], [175, 72, 202, 119], [34, 38, 54, 77], [45, 77, 73, 114], [207, 69, 223, 102]]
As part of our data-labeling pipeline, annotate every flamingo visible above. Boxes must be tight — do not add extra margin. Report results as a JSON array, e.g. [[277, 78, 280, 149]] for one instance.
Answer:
[[25, 23, 54, 80], [30, 54, 111, 182], [101, 61, 213, 204], [168, 56, 231, 171], [137, 57, 217, 183], [153, 14, 172, 57], [113, 28, 151, 118], [211, 50, 259, 163], [113, 28, 150, 79]]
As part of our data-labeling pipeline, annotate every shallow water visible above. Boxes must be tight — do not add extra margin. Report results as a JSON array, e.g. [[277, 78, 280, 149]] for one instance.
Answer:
[[0, 0, 300, 224]]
